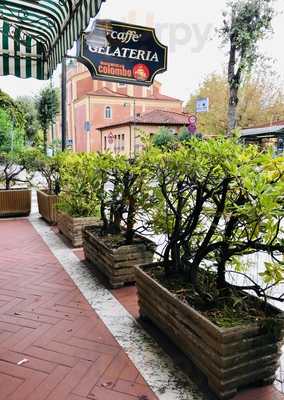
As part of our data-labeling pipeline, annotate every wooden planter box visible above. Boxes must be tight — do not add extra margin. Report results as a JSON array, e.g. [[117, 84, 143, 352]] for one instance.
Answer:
[[84, 226, 156, 288], [37, 190, 58, 225], [0, 189, 31, 217], [135, 266, 284, 400], [57, 211, 101, 248]]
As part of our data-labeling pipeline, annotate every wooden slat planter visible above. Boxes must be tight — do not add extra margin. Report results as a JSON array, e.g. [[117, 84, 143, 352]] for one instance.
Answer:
[[135, 266, 284, 400], [84, 226, 156, 288], [0, 189, 31, 217], [57, 211, 101, 247], [37, 190, 58, 225]]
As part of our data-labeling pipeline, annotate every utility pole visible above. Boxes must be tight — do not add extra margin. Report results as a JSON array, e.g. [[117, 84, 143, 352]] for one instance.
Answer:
[[61, 57, 67, 151], [124, 99, 137, 158]]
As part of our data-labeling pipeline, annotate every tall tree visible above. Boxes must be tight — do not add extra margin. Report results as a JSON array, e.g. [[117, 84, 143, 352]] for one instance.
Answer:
[[186, 70, 284, 136], [16, 96, 40, 145], [0, 90, 25, 130], [36, 86, 59, 154], [0, 109, 25, 152], [0, 109, 13, 151], [220, 0, 275, 135], [187, 74, 228, 136]]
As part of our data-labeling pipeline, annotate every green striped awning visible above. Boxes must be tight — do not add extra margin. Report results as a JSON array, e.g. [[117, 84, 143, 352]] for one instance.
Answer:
[[0, 0, 105, 80]]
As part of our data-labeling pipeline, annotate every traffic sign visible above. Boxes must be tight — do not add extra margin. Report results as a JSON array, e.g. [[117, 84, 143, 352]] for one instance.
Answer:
[[188, 115, 197, 134], [108, 132, 114, 144], [188, 124, 197, 134], [84, 121, 91, 132], [66, 139, 73, 149], [188, 115, 197, 125], [196, 98, 209, 113]]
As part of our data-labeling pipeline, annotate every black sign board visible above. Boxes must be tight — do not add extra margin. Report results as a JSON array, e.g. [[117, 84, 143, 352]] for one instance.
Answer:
[[77, 20, 168, 86]]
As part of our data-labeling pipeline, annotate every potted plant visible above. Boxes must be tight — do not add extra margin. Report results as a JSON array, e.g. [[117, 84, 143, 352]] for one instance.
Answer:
[[36, 153, 61, 224], [57, 152, 102, 247], [135, 137, 284, 399], [0, 149, 36, 217], [83, 152, 156, 288]]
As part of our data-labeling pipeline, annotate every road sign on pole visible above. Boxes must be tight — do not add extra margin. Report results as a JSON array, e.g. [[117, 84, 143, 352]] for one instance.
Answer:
[[84, 121, 91, 133], [188, 115, 197, 134], [108, 132, 114, 144], [188, 124, 197, 134], [196, 97, 209, 113], [188, 115, 197, 125]]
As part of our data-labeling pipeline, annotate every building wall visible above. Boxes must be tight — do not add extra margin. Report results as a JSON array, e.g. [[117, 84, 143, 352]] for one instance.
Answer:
[[58, 62, 183, 153], [74, 103, 87, 152], [89, 99, 131, 152], [101, 125, 131, 156], [73, 95, 183, 153], [77, 77, 93, 98], [101, 123, 185, 158]]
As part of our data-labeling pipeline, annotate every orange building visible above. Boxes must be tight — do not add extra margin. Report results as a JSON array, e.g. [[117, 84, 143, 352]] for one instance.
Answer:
[[99, 109, 189, 158], [52, 62, 183, 152]]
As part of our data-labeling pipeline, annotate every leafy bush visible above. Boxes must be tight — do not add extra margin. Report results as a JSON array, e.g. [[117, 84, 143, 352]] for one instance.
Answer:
[[57, 151, 151, 241], [152, 127, 177, 148], [0, 90, 26, 130], [36, 86, 59, 154], [57, 152, 100, 218], [0, 148, 39, 190], [0, 109, 25, 152], [35, 153, 61, 195], [177, 126, 192, 142], [94, 152, 151, 244], [177, 127, 203, 142], [144, 136, 284, 304], [15, 96, 40, 145]]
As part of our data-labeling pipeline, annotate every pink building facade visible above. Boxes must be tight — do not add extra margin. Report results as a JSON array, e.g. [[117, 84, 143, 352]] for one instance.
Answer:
[[52, 62, 183, 152]]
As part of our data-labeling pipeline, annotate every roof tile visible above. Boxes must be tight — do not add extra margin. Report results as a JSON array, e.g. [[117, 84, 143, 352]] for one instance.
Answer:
[[98, 109, 189, 129]]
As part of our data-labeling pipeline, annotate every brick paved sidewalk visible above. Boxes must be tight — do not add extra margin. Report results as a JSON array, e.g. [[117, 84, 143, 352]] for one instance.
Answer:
[[75, 243, 284, 400], [0, 219, 157, 400]]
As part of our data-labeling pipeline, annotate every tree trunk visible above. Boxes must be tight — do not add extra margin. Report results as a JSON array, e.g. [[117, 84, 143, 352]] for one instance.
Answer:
[[217, 256, 227, 290], [227, 35, 239, 137], [100, 195, 109, 234], [125, 196, 136, 244], [43, 128, 47, 155], [227, 87, 238, 135]]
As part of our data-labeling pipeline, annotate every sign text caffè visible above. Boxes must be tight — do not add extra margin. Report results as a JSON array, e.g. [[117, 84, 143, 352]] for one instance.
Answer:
[[77, 20, 168, 86]]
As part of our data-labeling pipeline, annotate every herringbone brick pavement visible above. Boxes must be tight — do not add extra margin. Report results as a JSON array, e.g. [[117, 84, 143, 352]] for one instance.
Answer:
[[73, 244, 284, 400], [0, 220, 157, 400]]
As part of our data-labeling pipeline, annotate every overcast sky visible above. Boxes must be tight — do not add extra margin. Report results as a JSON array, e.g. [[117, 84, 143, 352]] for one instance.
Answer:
[[0, 0, 283, 102]]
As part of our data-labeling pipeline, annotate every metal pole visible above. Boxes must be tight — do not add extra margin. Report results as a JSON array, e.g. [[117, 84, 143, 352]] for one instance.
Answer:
[[50, 75, 55, 147], [133, 98, 136, 156], [61, 57, 67, 151]]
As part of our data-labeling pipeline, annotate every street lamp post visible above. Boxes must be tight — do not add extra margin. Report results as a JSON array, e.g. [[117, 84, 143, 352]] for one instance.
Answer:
[[133, 98, 137, 157], [61, 57, 67, 151], [124, 98, 137, 158]]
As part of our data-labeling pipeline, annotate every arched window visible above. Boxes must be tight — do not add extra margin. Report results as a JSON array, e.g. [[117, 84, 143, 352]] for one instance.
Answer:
[[105, 106, 112, 119]]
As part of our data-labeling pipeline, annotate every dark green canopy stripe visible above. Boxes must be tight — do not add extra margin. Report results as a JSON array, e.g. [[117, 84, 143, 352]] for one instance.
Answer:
[[0, 0, 105, 80], [0, 20, 46, 79]]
